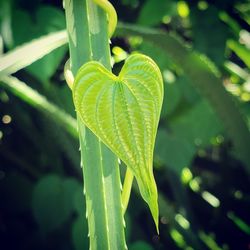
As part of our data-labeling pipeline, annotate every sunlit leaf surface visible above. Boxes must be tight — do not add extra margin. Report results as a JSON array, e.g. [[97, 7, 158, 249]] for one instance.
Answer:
[[73, 53, 164, 230]]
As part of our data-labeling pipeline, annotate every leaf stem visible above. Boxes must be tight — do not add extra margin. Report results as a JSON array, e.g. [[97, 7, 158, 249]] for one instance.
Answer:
[[122, 167, 134, 214]]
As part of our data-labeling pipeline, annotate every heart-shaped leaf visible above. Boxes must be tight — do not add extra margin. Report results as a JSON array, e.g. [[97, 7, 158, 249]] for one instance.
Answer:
[[73, 53, 163, 230]]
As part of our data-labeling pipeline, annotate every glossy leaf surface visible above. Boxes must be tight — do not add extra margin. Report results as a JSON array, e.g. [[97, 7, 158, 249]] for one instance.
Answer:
[[73, 53, 163, 230]]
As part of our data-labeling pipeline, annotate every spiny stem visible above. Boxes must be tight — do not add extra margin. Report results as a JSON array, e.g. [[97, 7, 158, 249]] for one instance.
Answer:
[[64, 0, 126, 249]]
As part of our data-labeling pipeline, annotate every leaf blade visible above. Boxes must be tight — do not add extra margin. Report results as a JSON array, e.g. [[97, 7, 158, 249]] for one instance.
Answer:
[[0, 30, 67, 76], [73, 53, 163, 231]]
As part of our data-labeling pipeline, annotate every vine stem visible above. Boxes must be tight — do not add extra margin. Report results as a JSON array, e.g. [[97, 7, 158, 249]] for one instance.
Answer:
[[64, 0, 126, 249]]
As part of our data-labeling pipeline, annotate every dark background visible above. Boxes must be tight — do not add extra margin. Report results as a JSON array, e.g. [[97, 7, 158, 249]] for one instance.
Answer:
[[0, 0, 250, 249]]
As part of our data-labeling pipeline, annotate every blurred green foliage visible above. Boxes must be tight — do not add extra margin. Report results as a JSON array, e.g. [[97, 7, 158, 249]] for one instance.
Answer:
[[0, 0, 250, 249]]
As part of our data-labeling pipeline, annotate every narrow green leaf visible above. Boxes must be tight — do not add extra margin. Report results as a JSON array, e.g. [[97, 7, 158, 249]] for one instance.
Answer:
[[228, 39, 250, 68], [73, 53, 164, 230], [0, 30, 67, 76], [228, 212, 250, 235], [0, 75, 77, 138]]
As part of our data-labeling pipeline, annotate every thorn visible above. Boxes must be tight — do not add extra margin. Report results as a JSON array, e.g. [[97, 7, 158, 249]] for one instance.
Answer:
[[123, 218, 126, 227]]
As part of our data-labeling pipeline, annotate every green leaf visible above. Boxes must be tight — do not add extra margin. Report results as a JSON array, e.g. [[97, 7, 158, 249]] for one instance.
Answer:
[[72, 215, 89, 250], [0, 0, 13, 48], [11, 6, 67, 82], [161, 80, 181, 118], [190, 6, 229, 65], [139, 41, 174, 71], [228, 212, 250, 235], [0, 30, 67, 76], [176, 76, 201, 105], [130, 241, 154, 250], [73, 183, 86, 215], [32, 175, 80, 234], [228, 39, 250, 68], [170, 100, 222, 147], [155, 129, 196, 174], [73, 53, 164, 231], [137, 0, 176, 26], [72, 187, 88, 250]]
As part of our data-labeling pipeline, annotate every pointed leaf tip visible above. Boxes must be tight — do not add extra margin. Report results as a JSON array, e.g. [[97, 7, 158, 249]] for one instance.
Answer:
[[73, 53, 163, 230], [136, 170, 159, 233]]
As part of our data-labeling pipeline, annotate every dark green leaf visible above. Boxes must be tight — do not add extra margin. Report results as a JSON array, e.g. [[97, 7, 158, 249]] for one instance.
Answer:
[[32, 175, 80, 234], [155, 129, 196, 174], [137, 0, 176, 26], [72, 216, 89, 250], [130, 241, 154, 250], [11, 6, 67, 82], [170, 100, 222, 147]]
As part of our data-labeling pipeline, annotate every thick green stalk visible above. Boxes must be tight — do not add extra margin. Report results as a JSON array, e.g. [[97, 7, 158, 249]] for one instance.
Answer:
[[64, 1, 126, 249]]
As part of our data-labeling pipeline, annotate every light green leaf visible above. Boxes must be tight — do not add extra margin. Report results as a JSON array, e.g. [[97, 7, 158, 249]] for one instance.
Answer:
[[0, 0, 13, 48], [228, 39, 250, 68], [0, 30, 67, 76], [73, 53, 164, 231]]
